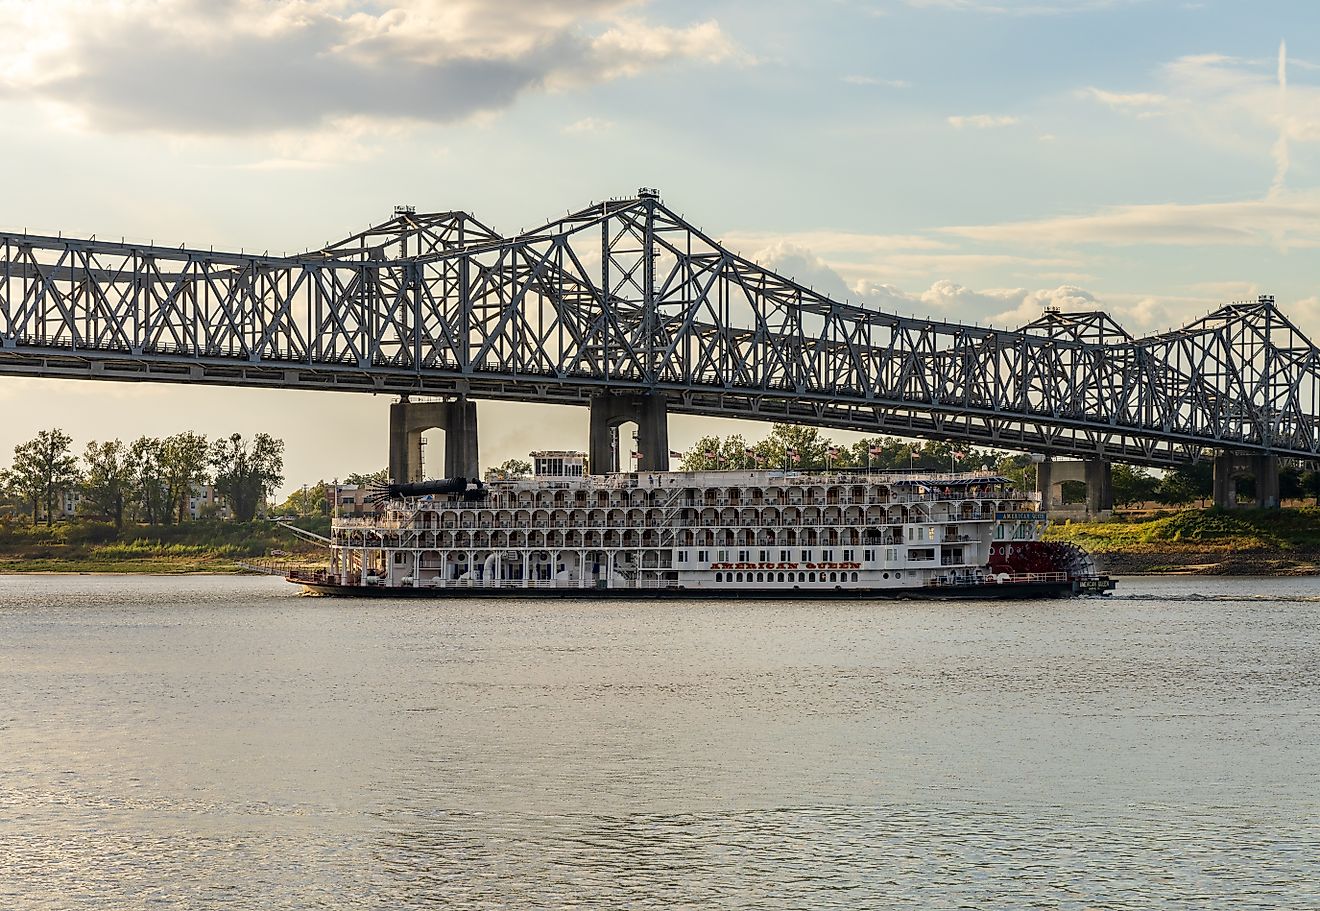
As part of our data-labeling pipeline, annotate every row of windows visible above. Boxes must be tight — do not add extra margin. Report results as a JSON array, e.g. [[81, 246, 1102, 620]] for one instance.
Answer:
[[681, 548, 869, 563], [713, 571, 877, 584]]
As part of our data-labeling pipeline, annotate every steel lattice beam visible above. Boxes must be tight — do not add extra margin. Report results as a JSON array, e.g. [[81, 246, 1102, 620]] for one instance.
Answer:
[[2, 192, 1317, 468]]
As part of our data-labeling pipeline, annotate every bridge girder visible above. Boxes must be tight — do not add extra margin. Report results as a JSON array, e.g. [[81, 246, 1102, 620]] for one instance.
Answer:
[[1, 192, 1317, 469]]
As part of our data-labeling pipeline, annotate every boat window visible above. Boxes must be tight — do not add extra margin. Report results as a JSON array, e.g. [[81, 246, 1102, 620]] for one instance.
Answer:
[[756, 572, 764, 582], [809, 572, 817, 582], [851, 572, 859, 582], [777, 573, 785, 582], [715, 572, 723, 582], [882, 572, 889, 579]]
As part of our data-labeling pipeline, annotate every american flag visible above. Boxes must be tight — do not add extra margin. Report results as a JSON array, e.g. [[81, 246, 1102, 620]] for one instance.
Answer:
[[752, 451, 766, 463], [631, 450, 642, 459], [744, 447, 755, 457], [868, 445, 883, 456], [788, 448, 801, 463], [703, 448, 716, 458], [670, 450, 682, 459], [827, 446, 839, 457]]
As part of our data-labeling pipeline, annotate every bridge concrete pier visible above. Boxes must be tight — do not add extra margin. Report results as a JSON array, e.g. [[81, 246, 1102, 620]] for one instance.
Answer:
[[1213, 451, 1280, 509], [388, 396, 479, 483], [1036, 457, 1112, 519], [588, 393, 670, 474]]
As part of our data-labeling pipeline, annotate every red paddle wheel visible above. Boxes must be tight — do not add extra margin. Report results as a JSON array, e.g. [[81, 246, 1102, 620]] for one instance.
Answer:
[[989, 540, 1096, 578]]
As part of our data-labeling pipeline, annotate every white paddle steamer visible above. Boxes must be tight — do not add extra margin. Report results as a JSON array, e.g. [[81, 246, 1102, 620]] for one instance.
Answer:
[[289, 466, 1112, 599]]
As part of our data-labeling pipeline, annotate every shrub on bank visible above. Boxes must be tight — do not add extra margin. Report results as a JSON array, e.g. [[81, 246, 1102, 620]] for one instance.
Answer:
[[1048, 507, 1320, 553]]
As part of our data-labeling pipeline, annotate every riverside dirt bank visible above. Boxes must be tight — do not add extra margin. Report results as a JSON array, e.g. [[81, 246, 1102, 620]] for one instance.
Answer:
[[1045, 507, 1320, 576], [0, 519, 325, 575], [2, 510, 1318, 577]]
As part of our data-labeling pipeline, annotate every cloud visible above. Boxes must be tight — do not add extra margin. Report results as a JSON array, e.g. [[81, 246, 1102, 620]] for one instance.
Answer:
[[947, 113, 1021, 128], [748, 238, 1105, 328], [0, 1, 740, 137], [561, 116, 614, 134], [843, 75, 911, 88], [941, 190, 1320, 249], [1080, 87, 1169, 117], [1271, 39, 1289, 197], [905, 0, 1145, 14], [1083, 47, 1320, 196]]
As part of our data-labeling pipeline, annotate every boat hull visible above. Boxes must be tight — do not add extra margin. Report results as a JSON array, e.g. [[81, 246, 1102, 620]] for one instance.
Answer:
[[290, 577, 1101, 600]]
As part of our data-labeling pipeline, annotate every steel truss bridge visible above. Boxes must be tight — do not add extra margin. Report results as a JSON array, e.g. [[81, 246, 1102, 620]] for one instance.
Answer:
[[1, 190, 1317, 468]]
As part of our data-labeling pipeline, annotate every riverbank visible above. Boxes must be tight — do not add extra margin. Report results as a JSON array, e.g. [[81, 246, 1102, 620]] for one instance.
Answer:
[[1045, 507, 1320, 575], [2, 510, 1318, 576], [0, 519, 325, 574]]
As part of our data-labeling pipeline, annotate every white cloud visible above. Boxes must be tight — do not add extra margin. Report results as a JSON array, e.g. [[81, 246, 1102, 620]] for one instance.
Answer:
[[843, 75, 911, 88], [947, 113, 1021, 128], [748, 238, 1106, 328], [941, 190, 1320, 249], [561, 116, 614, 134], [905, 0, 1145, 14], [1080, 87, 1169, 117], [1083, 46, 1320, 196], [0, 1, 740, 137]]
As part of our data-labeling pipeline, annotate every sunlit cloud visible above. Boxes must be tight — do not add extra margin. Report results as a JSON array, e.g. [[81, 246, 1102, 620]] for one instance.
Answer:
[[947, 113, 1020, 129]]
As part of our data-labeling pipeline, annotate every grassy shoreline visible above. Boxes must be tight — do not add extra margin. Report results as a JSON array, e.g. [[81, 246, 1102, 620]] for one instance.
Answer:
[[1045, 507, 1320, 576], [0, 519, 325, 576], [2, 509, 1318, 577]]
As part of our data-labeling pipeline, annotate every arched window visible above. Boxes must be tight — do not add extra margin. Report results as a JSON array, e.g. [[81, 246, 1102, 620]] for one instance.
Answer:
[[715, 572, 723, 582], [851, 572, 859, 582], [777, 572, 785, 582], [809, 572, 817, 583], [756, 572, 764, 583], [736, 572, 744, 582]]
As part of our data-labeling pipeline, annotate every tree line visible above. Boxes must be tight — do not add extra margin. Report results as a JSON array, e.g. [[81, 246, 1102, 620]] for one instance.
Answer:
[[0, 429, 285, 528], [679, 424, 1320, 507], [275, 469, 387, 516]]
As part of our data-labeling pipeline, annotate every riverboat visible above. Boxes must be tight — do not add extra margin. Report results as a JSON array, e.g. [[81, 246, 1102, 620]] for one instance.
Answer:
[[287, 468, 1114, 599]]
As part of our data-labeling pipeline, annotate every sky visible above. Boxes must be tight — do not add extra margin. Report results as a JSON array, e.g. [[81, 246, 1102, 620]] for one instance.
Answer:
[[2, 0, 1319, 492]]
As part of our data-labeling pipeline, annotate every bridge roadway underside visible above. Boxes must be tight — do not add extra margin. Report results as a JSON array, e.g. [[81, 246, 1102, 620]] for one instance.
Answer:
[[0, 345, 1270, 471]]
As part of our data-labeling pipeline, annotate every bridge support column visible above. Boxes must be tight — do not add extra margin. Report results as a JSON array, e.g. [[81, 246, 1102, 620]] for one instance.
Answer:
[[1213, 451, 1280, 509], [388, 396, 480, 483], [1084, 459, 1113, 514], [1036, 457, 1053, 507], [588, 393, 670, 475], [1035, 457, 1110, 519]]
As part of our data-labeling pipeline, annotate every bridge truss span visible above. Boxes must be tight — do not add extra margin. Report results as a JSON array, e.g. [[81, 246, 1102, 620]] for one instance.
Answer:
[[1, 192, 1317, 468]]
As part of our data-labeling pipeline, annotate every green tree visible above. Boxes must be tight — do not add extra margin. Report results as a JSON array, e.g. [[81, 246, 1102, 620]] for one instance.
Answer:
[[345, 468, 388, 487], [127, 437, 170, 525], [850, 437, 913, 471], [161, 432, 210, 524], [80, 439, 134, 531], [484, 458, 532, 481], [1111, 463, 1161, 508], [681, 434, 757, 470], [6, 429, 80, 525], [993, 453, 1035, 493], [752, 424, 831, 470], [0, 465, 38, 525], [1300, 464, 1320, 506], [278, 481, 330, 516], [210, 433, 285, 522], [1158, 461, 1214, 507], [1279, 464, 1305, 503]]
